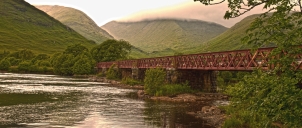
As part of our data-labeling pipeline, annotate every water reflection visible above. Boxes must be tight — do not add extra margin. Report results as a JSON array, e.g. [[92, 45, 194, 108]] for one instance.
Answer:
[[143, 101, 211, 128], [0, 73, 213, 128]]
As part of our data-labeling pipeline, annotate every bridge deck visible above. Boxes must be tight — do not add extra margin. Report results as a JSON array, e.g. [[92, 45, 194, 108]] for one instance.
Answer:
[[97, 47, 302, 71]]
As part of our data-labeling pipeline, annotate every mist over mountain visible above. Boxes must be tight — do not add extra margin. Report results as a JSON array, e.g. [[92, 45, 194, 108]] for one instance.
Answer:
[[102, 18, 228, 53], [117, 2, 264, 28], [36, 5, 113, 44]]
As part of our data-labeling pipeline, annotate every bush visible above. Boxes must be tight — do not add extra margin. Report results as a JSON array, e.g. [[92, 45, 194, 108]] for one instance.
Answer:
[[0, 59, 11, 71], [121, 77, 142, 86], [6, 57, 21, 66], [144, 68, 166, 95], [18, 61, 31, 72], [8, 66, 18, 72], [106, 64, 121, 80], [224, 70, 302, 128]]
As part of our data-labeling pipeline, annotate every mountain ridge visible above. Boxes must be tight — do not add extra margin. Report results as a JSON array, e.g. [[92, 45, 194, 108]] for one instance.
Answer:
[[184, 14, 260, 54], [36, 5, 113, 44], [102, 18, 228, 53]]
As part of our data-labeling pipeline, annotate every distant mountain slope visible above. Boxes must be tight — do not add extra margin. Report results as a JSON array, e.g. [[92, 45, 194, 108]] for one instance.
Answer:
[[184, 14, 260, 54], [36, 5, 113, 44], [102, 19, 228, 52], [0, 0, 95, 54]]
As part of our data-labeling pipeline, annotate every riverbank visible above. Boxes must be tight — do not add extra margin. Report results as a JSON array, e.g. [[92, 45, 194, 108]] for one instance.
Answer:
[[89, 76, 229, 127]]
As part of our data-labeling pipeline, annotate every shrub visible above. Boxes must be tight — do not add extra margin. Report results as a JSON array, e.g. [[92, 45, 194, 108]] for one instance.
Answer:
[[106, 64, 121, 80], [8, 66, 18, 72], [0, 59, 11, 71], [97, 72, 105, 77], [18, 61, 31, 72], [144, 68, 166, 95], [6, 57, 21, 66], [121, 77, 142, 86]]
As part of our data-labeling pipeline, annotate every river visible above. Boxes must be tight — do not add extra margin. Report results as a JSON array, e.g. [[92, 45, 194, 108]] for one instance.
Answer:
[[0, 73, 213, 128]]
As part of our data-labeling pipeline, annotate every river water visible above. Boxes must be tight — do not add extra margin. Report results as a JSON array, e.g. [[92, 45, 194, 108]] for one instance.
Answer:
[[0, 73, 213, 128]]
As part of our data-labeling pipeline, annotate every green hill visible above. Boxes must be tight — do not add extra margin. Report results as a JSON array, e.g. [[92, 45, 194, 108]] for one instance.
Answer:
[[35, 5, 113, 44], [102, 19, 228, 53], [0, 0, 95, 54], [184, 14, 260, 54]]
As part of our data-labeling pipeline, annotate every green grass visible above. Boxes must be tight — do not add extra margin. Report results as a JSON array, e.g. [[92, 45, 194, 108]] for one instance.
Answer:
[[0, 0, 96, 55], [36, 5, 113, 44], [121, 77, 142, 86], [155, 83, 194, 96]]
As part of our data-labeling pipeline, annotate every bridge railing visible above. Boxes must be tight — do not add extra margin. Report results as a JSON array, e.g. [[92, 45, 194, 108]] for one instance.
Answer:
[[97, 47, 302, 71]]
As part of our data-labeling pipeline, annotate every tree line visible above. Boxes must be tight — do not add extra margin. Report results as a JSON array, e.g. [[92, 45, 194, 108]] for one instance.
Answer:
[[0, 39, 131, 75]]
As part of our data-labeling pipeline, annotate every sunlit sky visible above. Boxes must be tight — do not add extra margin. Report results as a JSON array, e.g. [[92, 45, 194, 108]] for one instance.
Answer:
[[24, 0, 264, 27]]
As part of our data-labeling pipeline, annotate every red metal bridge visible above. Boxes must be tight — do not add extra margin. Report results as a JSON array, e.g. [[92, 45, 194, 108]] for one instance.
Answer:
[[97, 47, 302, 71]]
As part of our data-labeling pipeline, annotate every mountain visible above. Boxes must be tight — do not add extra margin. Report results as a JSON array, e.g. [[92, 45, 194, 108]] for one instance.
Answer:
[[184, 14, 260, 54], [0, 0, 95, 54], [102, 19, 228, 53], [35, 5, 113, 44]]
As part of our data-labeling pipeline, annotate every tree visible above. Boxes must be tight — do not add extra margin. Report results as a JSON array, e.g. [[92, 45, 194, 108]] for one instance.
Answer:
[[64, 43, 88, 56], [194, 0, 302, 19], [9, 49, 35, 60], [91, 39, 132, 62], [18, 61, 31, 72], [31, 54, 49, 64], [53, 53, 75, 75], [72, 58, 92, 75], [0, 59, 10, 71], [5, 57, 21, 66], [51, 44, 95, 75], [72, 51, 95, 75], [194, 0, 302, 127]]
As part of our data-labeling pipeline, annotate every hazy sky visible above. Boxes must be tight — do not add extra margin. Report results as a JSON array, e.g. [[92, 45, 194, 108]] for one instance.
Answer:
[[24, 0, 264, 27]]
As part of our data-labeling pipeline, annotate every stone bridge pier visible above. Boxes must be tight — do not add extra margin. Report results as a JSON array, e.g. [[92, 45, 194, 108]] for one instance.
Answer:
[[166, 69, 217, 92], [119, 68, 217, 92], [121, 68, 146, 81]]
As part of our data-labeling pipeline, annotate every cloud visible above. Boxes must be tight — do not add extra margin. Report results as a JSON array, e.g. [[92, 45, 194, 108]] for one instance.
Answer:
[[117, 2, 265, 27]]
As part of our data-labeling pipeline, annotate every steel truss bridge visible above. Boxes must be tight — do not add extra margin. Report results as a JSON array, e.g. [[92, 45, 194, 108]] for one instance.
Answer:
[[97, 47, 302, 71]]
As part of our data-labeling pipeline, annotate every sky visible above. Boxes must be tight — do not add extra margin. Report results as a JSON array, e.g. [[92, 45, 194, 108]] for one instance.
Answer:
[[24, 0, 264, 27]]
